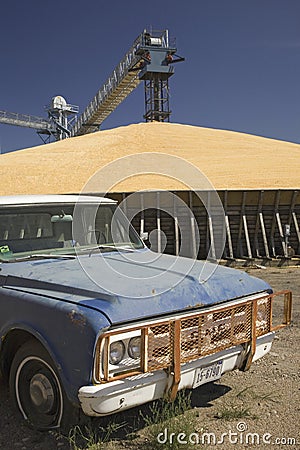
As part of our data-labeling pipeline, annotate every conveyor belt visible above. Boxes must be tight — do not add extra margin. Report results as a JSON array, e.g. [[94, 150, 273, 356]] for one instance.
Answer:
[[0, 110, 55, 133], [70, 33, 144, 136]]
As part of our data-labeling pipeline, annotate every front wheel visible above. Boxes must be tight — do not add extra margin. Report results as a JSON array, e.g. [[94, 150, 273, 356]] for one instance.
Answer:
[[9, 340, 77, 430]]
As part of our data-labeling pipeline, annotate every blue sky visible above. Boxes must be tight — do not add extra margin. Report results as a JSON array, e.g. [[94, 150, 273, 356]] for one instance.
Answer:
[[1, 0, 300, 153]]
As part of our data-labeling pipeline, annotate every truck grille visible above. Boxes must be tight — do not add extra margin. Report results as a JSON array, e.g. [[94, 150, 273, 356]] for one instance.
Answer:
[[147, 297, 269, 370], [95, 290, 291, 384]]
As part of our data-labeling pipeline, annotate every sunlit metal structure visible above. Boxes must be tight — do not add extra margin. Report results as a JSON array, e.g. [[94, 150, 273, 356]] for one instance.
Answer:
[[70, 29, 184, 136], [0, 96, 78, 143], [0, 29, 184, 141]]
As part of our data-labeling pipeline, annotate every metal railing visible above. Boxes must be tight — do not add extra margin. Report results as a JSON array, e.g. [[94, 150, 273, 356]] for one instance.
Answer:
[[0, 110, 54, 131], [95, 290, 292, 399], [70, 32, 145, 136]]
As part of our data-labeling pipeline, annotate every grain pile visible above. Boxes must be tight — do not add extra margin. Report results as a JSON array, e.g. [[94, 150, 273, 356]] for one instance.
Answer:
[[1, 122, 300, 195]]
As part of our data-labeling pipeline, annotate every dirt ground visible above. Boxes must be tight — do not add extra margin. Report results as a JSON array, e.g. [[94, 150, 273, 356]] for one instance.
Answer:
[[0, 267, 299, 450]]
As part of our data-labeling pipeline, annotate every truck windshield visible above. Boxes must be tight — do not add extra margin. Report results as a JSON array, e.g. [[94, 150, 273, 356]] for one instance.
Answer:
[[0, 202, 144, 261]]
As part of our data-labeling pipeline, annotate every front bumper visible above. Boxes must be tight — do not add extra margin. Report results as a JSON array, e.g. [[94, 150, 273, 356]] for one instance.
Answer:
[[78, 332, 274, 417]]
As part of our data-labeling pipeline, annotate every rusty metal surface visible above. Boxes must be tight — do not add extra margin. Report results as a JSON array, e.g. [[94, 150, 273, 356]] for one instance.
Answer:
[[96, 291, 292, 384]]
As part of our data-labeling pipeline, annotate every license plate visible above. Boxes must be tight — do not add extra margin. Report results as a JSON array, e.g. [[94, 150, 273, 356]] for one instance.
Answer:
[[193, 360, 223, 388]]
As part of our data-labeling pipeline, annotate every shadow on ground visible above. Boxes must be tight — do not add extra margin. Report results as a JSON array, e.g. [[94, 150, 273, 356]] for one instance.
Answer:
[[69, 381, 232, 447]]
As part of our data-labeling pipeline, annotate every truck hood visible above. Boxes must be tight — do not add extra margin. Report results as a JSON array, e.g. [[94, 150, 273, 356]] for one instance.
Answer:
[[0, 250, 271, 325]]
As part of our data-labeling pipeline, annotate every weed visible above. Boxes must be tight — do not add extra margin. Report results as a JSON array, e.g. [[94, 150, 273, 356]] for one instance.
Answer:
[[68, 425, 97, 450], [253, 391, 280, 403], [236, 385, 256, 398], [139, 390, 202, 450], [215, 406, 254, 421], [143, 412, 199, 450], [68, 420, 126, 450], [68, 390, 197, 449], [140, 389, 193, 427], [236, 385, 280, 403]]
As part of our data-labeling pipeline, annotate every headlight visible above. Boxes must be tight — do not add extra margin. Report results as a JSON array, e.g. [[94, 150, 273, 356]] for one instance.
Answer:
[[128, 336, 141, 359], [109, 340, 125, 365]]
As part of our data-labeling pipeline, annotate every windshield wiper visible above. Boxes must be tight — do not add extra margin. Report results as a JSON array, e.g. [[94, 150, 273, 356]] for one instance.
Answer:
[[0, 254, 76, 263], [76, 244, 137, 257]]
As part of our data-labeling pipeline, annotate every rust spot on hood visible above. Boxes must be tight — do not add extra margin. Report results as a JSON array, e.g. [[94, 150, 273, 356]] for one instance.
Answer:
[[68, 309, 87, 328]]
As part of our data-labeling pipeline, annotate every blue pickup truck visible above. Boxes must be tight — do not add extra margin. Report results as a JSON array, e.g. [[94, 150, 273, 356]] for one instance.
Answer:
[[0, 195, 292, 430]]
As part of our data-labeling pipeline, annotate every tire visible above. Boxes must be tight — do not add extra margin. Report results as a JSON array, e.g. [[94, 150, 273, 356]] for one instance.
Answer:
[[9, 339, 78, 430]]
